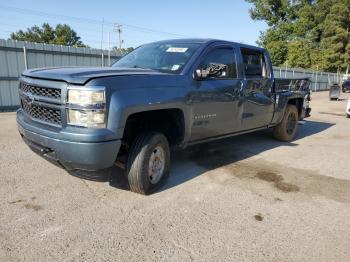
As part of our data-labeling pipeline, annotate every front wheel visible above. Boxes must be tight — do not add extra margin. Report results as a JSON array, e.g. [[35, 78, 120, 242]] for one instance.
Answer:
[[126, 132, 170, 195], [273, 105, 299, 142]]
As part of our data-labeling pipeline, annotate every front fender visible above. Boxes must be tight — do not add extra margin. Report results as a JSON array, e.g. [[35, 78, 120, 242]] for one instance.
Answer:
[[107, 88, 192, 142]]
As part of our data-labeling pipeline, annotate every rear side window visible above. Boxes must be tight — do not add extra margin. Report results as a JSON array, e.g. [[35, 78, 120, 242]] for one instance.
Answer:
[[199, 48, 237, 79], [241, 48, 268, 79]]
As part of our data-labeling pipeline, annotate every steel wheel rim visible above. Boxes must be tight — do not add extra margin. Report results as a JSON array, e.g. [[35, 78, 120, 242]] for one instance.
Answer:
[[148, 145, 165, 184], [286, 112, 297, 135]]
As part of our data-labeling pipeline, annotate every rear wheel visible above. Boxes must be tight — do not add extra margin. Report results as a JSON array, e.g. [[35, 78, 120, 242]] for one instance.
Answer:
[[273, 105, 299, 142], [126, 132, 170, 195]]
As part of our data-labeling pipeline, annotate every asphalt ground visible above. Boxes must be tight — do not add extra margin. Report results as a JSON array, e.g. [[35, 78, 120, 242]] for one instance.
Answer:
[[1, 91, 350, 261]]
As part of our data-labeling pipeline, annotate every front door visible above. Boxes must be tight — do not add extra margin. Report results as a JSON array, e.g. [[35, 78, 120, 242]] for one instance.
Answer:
[[189, 45, 243, 141]]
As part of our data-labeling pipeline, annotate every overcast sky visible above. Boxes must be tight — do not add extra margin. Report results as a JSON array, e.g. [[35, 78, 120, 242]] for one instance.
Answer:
[[0, 0, 267, 49]]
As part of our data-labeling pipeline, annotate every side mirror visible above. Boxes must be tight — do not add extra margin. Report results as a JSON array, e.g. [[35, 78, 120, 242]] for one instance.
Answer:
[[194, 68, 208, 80], [194, 63, 227, 80]]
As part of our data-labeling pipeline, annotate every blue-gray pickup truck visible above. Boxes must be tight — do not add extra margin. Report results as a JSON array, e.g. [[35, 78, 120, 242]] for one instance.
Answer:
[[17, 39, 311, 194]]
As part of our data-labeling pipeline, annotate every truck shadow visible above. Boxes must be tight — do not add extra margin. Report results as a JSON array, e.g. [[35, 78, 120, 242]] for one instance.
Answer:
[[109, 120, 334, 192]]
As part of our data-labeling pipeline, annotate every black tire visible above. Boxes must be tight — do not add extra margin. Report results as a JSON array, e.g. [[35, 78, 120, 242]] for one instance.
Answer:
[[126, 132, 170, 195], [273, 105, 299, 142]]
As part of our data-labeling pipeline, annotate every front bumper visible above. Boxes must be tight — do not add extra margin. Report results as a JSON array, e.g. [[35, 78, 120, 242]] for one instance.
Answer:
[[17, 111, 121, 181]]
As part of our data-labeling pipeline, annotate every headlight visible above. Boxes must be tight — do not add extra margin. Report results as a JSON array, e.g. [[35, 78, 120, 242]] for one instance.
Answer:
[[68, 89, 105, 105], [66, 87, 106, 128]]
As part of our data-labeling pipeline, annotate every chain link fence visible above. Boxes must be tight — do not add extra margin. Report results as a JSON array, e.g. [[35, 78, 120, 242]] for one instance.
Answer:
[[273, 66, 342, 92]]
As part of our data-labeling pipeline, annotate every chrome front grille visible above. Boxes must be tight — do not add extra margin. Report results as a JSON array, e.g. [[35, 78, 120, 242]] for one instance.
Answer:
[[19, 82, 61, 100], [19, 79, 63, 126], [21, 98, 62, 125]]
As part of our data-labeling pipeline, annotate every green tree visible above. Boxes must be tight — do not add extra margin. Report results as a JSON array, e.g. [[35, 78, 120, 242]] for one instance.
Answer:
[[246, 0, 350, 72], [113, 47, 135, 56], [10, 23, 87, 47], [320, 2, 350, 71], [287, 40, 312, 68], [257, 22, 292, 66]]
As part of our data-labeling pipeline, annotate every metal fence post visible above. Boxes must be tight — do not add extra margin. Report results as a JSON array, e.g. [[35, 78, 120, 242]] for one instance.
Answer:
[[284, 63, 288, 78], [23, 45, 28, 70], [315, 71, 318, 91], [328, 73, 330, 85]]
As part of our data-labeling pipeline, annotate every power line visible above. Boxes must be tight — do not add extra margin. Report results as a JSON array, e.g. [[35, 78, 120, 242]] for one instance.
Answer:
[[0, 21, 151, 48], [1, 20, 163, 43], [0, 29, 143, 48], [0, 4, 191, 38], [0, 4, 197, 50]]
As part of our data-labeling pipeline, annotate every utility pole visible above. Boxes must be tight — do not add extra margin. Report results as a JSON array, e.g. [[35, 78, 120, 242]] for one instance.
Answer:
[[101, 18, 104, 67], [114, 24, 123, 54], [108, 32, 111, 66]]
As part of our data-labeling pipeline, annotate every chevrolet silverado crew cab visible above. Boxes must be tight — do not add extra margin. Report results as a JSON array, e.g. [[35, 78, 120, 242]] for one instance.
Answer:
[[17, 39, 310, 194]]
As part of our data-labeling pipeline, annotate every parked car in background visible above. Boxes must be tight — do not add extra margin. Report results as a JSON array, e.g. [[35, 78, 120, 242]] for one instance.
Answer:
[[342, 78, 350, 92], [17, 39, 311, 194]]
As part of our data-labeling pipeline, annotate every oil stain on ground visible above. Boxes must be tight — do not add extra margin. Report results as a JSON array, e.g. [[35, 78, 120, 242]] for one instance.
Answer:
[[256, 171, 300, 193], [24, 203, 43, 211], [9, 197, 43, 211], [254, 213, 264, 221], [9, 199, 24, 204], [183, 136, 350, 203], [256, 171, 282, 183]]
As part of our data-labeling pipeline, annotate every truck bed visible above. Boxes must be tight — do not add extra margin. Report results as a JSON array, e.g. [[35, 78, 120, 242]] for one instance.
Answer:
[[275, 78, 311, 92]]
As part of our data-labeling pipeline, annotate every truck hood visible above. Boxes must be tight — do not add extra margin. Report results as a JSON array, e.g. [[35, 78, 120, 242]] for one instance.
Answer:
[[22, 67, 166, 85]]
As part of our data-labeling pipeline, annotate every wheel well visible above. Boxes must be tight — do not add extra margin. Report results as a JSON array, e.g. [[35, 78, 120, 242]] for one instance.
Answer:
[[288, 98, 303, 117], [122, 109, 185, 148]]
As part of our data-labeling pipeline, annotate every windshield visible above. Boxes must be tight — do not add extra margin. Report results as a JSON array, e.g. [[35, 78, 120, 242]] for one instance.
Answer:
[[112, 43, 200, 73]]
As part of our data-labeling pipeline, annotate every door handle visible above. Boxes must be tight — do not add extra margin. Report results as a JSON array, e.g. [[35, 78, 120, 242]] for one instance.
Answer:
[[239, 80, 245, 95], [240, 80, 244, 90]]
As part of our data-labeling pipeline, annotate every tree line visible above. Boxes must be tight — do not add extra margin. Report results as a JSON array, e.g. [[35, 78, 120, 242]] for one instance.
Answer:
[[10, 23, 134, 55], [246, 0, 350, 72]]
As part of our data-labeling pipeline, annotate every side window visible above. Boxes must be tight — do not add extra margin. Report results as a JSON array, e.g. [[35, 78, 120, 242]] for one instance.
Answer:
[[200, 48, 237, 79], [241, 48, 268, 79]]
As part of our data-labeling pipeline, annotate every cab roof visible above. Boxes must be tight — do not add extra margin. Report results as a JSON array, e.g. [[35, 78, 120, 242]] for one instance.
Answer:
[[148, 38, 266, 52]]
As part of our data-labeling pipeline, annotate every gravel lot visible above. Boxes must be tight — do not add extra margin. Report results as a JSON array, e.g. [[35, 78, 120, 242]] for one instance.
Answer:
[[1, 91, 350, 262]]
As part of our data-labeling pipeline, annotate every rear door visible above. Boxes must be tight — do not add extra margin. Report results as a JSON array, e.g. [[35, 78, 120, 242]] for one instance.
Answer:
[[239, 48, 275, 130]]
